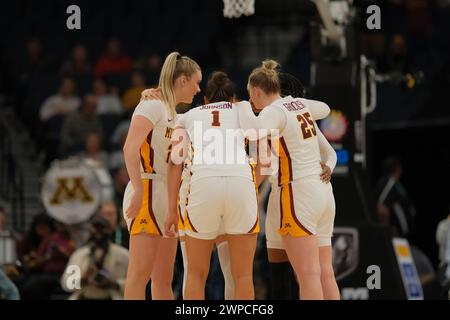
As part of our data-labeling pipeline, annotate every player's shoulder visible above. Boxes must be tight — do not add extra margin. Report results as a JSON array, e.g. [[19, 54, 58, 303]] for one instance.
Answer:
[[263, 97, 286, 114], [185, 104, 203, 113], [234, 100, 251, 108], [280, 95, 307, 105], [134, 99, 165, 113], [297, 97, 329, 110], [132, 99, 167, 123], [178, 105, 200, 120]]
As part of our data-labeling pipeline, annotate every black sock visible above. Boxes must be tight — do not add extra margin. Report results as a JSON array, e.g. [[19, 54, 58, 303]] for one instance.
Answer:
[[269, 262, 299, 299], [145, 279, 152, 300], [287, 263, 300, 300]]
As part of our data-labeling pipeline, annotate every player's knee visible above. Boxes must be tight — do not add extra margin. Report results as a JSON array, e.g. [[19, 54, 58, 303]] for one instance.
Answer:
[[127, 267, 152, 284], [151, 276, 172, 288], [152, 268, 174, 285], [231, 267, 253, 283], [187, 268, 209, 284], [297, 262, 321, 280], [128, 261, 153, 281], [233, 273, 253, 286], [320, 265, 336, 282]]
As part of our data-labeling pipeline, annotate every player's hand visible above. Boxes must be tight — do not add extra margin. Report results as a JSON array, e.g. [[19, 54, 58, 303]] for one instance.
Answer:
[[141, 87, 162, 101], [320, 161, 331, 183], [164, 211, 178, 238], [126, 188, 143, 220]]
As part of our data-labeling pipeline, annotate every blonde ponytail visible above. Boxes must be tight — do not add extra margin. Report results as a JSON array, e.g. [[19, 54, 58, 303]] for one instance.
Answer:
[[248, 59, 281, 94], [159, 51, 200, 118]]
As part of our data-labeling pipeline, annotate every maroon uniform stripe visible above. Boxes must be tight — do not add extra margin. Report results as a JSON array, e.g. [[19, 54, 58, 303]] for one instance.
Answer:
[[288, 183, 312, 235], [147, 180, 162, 236]]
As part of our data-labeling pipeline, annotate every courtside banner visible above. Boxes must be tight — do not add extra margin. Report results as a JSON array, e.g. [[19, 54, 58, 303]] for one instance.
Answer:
[[335, 223, 406, 299], [392, 238, 424, 300]]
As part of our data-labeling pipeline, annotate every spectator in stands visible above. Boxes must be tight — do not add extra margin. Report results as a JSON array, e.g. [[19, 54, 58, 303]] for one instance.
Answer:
[[122, 71, 147, 110], [1, 207, 20, 300], [92, 78, 123, 115], [79, 132, 109, 167], [61, 215, 128, 300], [0, 207, 6, 232], [134, 53, 162, 85], [108, 131, 126, 172], [375, 156, 416, 239], [94, 39, 133, 78], [0, 206, 18, 265], [20, 221, 75, 300], [436, 205, 450, 294], [377, 33, 413, 76], [0, 268, 20, 300], [39, 77, 81, 122], [60, 94, 103, 156], [110, 108, 131, 149], [98, 202, 128, 249], [404, 0, 433, 37], [15, 37, 50, 86], [17, 213, 54, 263], [112, 166, 129, 209], [437, 206, 450, 266], [61, 44, 92, 77]]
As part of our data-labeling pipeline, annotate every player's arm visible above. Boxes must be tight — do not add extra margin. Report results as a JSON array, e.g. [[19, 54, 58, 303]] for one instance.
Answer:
[[302, 98, 330, 120], [317, 127, 337, 183], [165, 126, 190, 237], [254, 139, 272, 187], [123, 115, 154, 219], [237, 101, 285, 140]]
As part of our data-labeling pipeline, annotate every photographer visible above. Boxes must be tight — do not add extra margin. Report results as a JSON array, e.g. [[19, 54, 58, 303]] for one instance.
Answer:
[[98, 201, 129, 249], [61, 215, 129, 300]]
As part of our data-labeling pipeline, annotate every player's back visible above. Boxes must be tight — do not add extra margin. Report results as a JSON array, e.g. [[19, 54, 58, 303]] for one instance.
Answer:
[[177, 101, 252, 182], [269, 96, 322, 185]]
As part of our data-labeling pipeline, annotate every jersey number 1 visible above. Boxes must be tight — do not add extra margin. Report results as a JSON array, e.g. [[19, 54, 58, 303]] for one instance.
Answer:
[[297, 112, 317, 139], [166, 144, 173, 163], [211, 111, 220, 127]]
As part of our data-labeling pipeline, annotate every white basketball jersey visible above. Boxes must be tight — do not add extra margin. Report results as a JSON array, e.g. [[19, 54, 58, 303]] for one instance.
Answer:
[[132, 100, 176, 177], [181, 144, 193, 185], [268, 96, 322, 186], [176, 101, 253, 182]]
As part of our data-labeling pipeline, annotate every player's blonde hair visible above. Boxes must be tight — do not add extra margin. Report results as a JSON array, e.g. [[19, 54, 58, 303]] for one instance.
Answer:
[[248, 59, 281, 94], [159, 52, 200, 118]]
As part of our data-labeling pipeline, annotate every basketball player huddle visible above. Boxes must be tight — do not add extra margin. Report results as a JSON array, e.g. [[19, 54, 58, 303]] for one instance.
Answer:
[[122, 52, 340, 300]]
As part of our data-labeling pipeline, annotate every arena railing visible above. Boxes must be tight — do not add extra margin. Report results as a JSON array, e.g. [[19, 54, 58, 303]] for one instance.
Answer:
[[0, 109, 25, 232]]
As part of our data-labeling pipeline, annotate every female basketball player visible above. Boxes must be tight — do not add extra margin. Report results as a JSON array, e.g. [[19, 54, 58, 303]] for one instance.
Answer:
[[122, 52, 201, 300], [140, 75, 236, 300], [265, 72, 337, 299], [164, 71, 259, 300], [238, 60, 340, 300], [177, 116, 235, 300]]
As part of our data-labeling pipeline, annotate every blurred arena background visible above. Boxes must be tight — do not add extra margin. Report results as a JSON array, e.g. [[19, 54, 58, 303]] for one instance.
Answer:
[[0, 0, 449, 300]]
